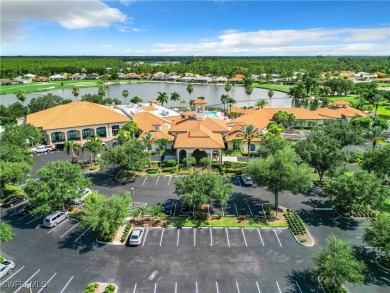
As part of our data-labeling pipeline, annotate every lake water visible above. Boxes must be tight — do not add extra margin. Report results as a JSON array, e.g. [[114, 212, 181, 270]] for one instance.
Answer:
[[1, 82, 292, 108]]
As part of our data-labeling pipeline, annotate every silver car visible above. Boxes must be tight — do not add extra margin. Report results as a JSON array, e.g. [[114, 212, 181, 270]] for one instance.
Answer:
[[129, 227, 145, 246], [43, 210, 70, 228], [0, 260, 15, 279]]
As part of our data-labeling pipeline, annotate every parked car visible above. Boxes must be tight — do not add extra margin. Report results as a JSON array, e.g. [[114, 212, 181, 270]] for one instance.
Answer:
[[241, 174, 254, 186], [14, 203, 32, 216], [181, 202, 191, 214], [129, 227, 145, 246], [72, 188, 92, 205], [0, 260, 15, 279], [162, 199, 176, 215], [31, 145, 53, 153], [43, 210, 70, 228], [2, 196, 25, 208]]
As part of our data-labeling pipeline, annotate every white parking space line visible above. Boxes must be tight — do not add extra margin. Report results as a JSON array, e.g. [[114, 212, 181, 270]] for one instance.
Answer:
[[168, 176, 172, 185], [132, 283, 137, 293], [296, 281, 303, 293], [225, 228, 231, 247], [216, 282, 219, 293], [60, 222, 80, 238], [26, 214, 45, 225], [155, 177, 159, 185], [59, 276, 74, 293], [19, 213, 30, 220], [0, 266, 25, 286], [47, 219, 69, 234], [153, 283, 157, 293], [273, 229, 283, 247], [175, 282, 177, 293], [241, 228, 248, 247], [246, 203, 253, 218], [356, 236, 362, 239], [194, 229, 196, 246], [256, 281, 261, 293], [159, 228, 164, 246], [37, 272, 57, 293], [276, 281, 282, 293], [195, 282, 198, 293], [143, 177, 148, 185], [177, 229, 180, 246], [74, 226, 91, 243], [14, 269, 41, 293], [234, 203, 239, 216], [210, 228, 213, 246], [257, 228, 264, 246], [236, 281, 241, 293], [142, 228, 149, 246]]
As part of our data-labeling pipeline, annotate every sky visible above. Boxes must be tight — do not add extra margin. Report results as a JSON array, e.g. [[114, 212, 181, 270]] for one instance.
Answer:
[[1, 0, 389, 56]]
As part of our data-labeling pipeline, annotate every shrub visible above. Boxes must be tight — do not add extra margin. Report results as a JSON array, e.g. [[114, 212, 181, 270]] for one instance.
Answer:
[[284, 210, 306, 235], [162, 167, 177, 173], [225, 168, 242, 174], [147, 168, 158, 174], [237, 215, 248, 222], [165, 159, 177, 167]]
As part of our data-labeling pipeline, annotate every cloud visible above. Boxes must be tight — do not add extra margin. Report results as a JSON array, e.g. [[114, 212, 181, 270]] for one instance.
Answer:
[[151, 27, 390, 55], [119, 0, 136, 6], [1, 0, 127, 45]]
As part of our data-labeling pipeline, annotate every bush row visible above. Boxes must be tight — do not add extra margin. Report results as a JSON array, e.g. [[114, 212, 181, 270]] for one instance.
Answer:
[[162, 166, 177, 173], [120, 224, 132, 243], [104, 284, 116, 293], [339, 204, 377, 218], [284, 209, 306, 235], [83, 283, 98, 293], [223, 161, 248, 168]]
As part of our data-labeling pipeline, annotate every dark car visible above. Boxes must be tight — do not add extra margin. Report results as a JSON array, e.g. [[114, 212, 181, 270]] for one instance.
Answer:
[[14, 203, 32, 216], [2, 196, 25, 208], [181, 202, 191, 214], [162, 199, 176, 215]]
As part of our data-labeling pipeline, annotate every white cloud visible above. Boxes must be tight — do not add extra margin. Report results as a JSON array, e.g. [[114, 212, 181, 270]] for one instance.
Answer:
[[151, 27, 390, 55], [1, 0, 127, 45], [119, 0, 136, 6]]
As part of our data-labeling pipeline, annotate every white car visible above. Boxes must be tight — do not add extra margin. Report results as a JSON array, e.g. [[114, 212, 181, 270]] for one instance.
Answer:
[[129, 227, 145, 246], [43, 210, 70, 227], [241, 174, 254, 186], [72, 188, 92, 205], [0, 260, 15, 279]]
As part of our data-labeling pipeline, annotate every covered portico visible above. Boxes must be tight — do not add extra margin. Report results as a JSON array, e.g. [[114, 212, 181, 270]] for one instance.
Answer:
[[176, 148, 222, 164]]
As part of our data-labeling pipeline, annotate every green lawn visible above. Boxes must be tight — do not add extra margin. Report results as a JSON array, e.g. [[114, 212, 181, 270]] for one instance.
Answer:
[[0, 79, 149, 95], [380, 199, 390, 216], [165, 216, 287, 228], [377, 82, 390, 87], [253, 83, 291, 93]]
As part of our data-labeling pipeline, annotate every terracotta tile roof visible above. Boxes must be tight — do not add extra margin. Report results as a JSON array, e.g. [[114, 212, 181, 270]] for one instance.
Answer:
[[134, 112, 173, 138], [149, 99, 159, 103], [261, 108, 324, 120], [26, 101, 129, 131], [171, 117, 228, 133], [194, 99, 207, 104], [230, 107, 256, 114], [315, 106, 366, 119], [138, 130, 174, 141], [181, 111, 193, 117], [174, 124, 225, 149], [142, 106, 158, 111], [332, 100, 350, 106]]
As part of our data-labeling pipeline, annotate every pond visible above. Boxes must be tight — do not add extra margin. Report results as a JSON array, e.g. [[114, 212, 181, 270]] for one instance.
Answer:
[[1, 82, 293, 108]]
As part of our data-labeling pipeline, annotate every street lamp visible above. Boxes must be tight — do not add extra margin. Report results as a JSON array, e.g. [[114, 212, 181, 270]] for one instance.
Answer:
[[131, 187, 135, 211]]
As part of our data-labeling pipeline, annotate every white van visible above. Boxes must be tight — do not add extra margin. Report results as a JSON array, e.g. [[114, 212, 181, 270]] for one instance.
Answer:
[[43, 210, 69, 227]]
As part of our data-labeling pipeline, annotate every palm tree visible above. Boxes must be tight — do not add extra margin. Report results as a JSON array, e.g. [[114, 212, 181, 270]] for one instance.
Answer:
[[245, 85, 253, 107], [255, 99, 268, 109], [158, 138, 170, 166], [157, 91, 168, 106], [142, 132, 157, 151], [220, 94, 229, 118], [226, 96, 236, 114], [64, 140, 80, 156], [130, 96, 143, 104], [170, 91, 180, 109], [82, 136, 104, 169], [366, 126, 386, 149], [224, 82, 232, 95], [72, 87, 80, 101], [98, 85, 107, 97], [16, 90, 27, 104], [272, 110, 289, 125], [187, 82, 194, 106], [371, 94, 383, 118], [268, 89, 274, 108], [238, 124, 260, 162], [122, 89, 129, 104]]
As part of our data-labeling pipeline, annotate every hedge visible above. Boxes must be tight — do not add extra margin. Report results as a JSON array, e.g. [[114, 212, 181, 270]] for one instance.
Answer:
[[162, 166, 177, 173]]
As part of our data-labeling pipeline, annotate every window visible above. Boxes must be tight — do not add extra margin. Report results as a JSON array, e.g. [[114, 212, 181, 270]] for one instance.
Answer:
[[249, 144, 256, 152], [51, 132, 64, 142], [96, 127, 106, 137], [82, 129, 91, 138], [197, 106, 203, 113], [67, 130, 77, 140], [112, 125, 120, 136]]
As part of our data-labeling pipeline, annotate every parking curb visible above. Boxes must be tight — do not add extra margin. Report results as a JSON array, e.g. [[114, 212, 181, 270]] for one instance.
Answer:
[[288, 226, 315, 247]]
